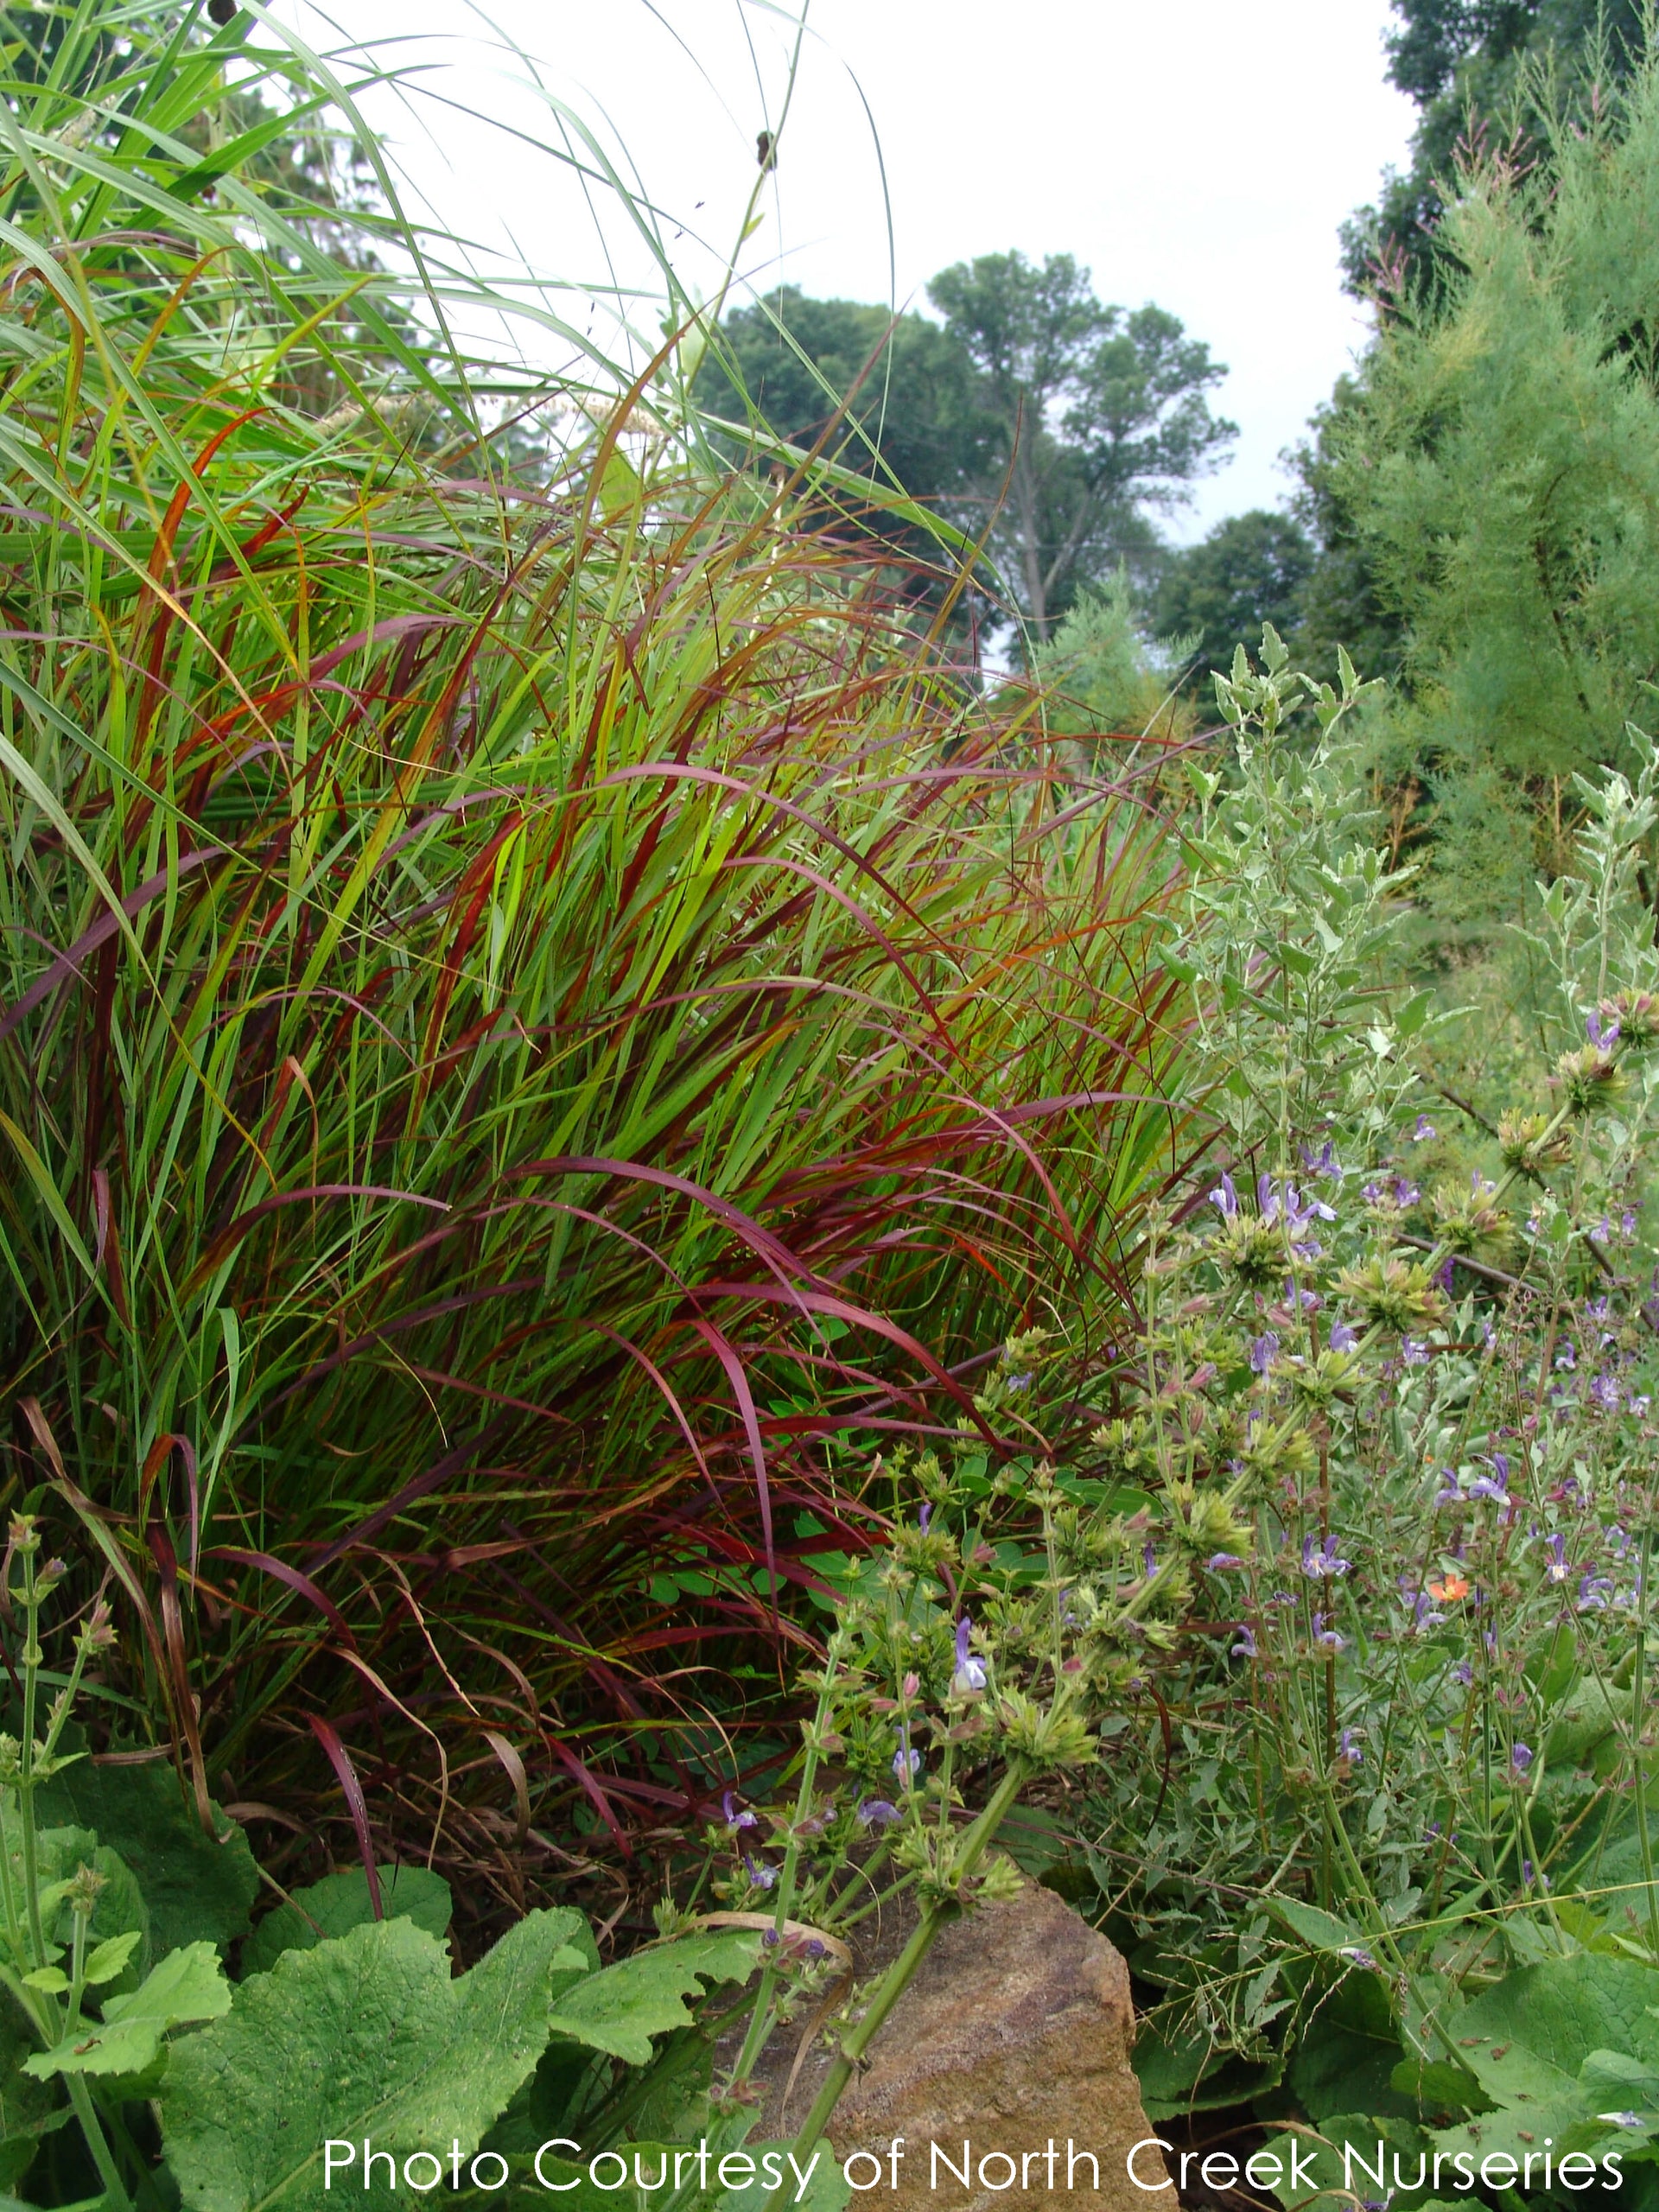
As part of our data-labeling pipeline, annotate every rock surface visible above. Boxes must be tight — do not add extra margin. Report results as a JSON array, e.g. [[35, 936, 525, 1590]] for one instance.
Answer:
[[760, 1884, 1167, 2212]]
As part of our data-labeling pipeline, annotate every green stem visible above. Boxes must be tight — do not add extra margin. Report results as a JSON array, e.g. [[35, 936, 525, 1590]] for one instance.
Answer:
[[1632, 1522, 1659, 1955], [728, 1641, 836, 2092], [763, 1759, 1030, 2212], [66, 2076, 131, 2212]]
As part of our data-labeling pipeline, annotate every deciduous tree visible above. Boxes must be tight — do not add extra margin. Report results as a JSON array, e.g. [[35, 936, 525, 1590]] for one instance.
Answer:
[[926, 251, 1235, 641]]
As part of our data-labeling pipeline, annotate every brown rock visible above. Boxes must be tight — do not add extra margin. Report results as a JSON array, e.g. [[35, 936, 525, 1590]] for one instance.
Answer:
[[763, 1885, 1168, 2212]]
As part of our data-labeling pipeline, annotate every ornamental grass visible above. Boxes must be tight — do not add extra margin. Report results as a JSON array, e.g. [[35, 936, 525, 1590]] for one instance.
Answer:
[[0, 2, 1192, 1912]]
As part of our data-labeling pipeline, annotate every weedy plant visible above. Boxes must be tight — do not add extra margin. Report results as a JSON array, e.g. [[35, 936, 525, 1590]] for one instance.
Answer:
[[1001, 632, 1659, 2195]]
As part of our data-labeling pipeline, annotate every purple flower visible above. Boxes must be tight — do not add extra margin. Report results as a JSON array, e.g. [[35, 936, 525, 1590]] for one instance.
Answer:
[[918, 1503, 931, 1533], [1208, 1552, 1246, 1571], [1555, 1341, 1578, 1372], [1591, 1216, 1613, 1249], [744, 1854, 779, 1890], [1491, 1452, 1510, 1484], [1362, 1179, 1385, 1204], [1467, 1472, 1510, 1505], [1207, 1171, 1238, 1217], [1412, 1115, 1437, 1143], [1578, 1574, 1615, 1612], [1230, 1624, 1258, 1658], [721, 1790, 758, 1834], [893, 1728, 921, 1785], [1258, 1174, 1334, 1239], [1143, 1541, 1157, 1579], [1339, 1944, 1377, 1968], [1434, 1470, 1461, 1505], [1587, 1010, 1621, 1048], [1329, 1319, 1357, 1353], [1411, 1592, 1445, 1630], [1338, 1726, 1364, 1765], [855, 1797, 900, 1829], [1511, 1742, 1533, 1774], [952, 1616, 988, 1695], [1622, 1209, 1638, 1239], [1302, 1533, 1351, 1580], [1402, 1337, 1430, 1365], [1281, 1181, 1336, 1229], [1588, 1373, 1623, 1412], [1312, 1611, 1346, 1651], [1394, 1176, 1421, 1207], [1249, 1332, 1280, 1375], [1436, 1256, 1456, 1294], [1544, 1533, 1570, 1584], [1452, 1660, 1473, 1685], [1302, 1141, 1344, 1182]]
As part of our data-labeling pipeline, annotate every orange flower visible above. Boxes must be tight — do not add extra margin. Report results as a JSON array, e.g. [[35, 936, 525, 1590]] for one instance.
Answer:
[[1428, 1572, 1471, 1602]]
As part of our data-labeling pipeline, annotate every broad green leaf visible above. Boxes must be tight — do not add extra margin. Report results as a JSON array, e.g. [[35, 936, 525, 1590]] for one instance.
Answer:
[[37, 1763, 256, 1957], [1427, 1957, 1659, 2168], [241, 1865, 453, 1978], [1583, 2048, 1659, 2098], [1452, 1955, 1659, 2094], [159, 1909, 587, 2211], [1292, 2023, 1418, 2124], [1132, 2013, 1283, 2121], [3, 1818, 149, 1988], [0, 1993, 67, 2186], [84, 1929, 143, 1986], [721, 2142, 851, 2212], [1259, 2115, 1434, 2212], [26, 1940, 230, 2079], [518, 2133, 849, 2212], [543, 1927, 760, 2066]]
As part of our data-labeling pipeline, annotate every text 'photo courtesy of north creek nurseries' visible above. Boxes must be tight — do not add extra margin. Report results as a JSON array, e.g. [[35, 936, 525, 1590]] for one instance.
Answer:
[[12, 0, 1659, 2208]]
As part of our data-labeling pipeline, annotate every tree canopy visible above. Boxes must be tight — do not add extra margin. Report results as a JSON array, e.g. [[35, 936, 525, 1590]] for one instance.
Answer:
[[697, 256, 1235, 652], [693, 285, 987, 599], [1150, 510, 1315, 679], [926, 251, 1235, 639]]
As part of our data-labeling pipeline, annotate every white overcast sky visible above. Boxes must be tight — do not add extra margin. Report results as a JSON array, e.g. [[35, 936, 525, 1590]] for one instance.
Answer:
[[283, 0, 1418, 539]]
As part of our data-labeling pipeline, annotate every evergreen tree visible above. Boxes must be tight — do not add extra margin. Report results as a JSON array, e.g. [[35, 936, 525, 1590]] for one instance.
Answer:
[[1325, 45, 1659, 913], [1286, 379, 1411, 684], [1344, 0, 1645, 296]]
